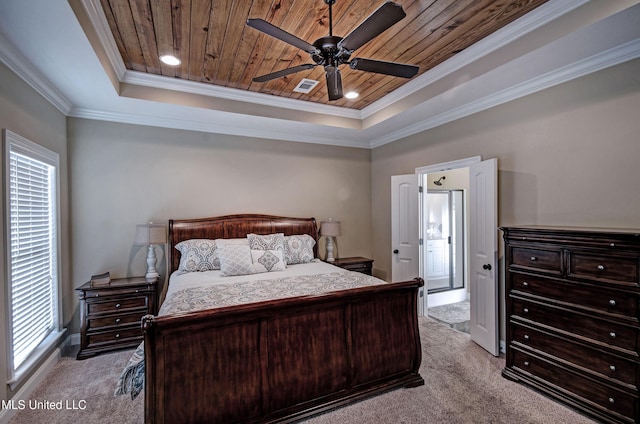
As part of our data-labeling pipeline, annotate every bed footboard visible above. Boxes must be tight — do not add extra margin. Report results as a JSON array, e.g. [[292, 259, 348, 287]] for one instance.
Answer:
[[143, 278, 424, 424]]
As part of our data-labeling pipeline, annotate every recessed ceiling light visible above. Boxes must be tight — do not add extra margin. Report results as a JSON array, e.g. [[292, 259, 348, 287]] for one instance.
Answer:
[[159, 55, 181, 66], [345, 91, 359, 99]]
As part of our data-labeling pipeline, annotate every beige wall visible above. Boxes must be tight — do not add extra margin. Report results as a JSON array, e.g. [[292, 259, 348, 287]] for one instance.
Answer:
[[0, 63, 69, 400], [372, 57, 640, 280], [371, 58, 640, 338], [68, 118, 372, 321]]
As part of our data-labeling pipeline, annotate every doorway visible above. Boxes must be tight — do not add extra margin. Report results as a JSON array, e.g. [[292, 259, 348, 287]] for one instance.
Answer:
[[391, 156, 498, 355], [422, 176, 469, 333], [424, 189, 465, 294]]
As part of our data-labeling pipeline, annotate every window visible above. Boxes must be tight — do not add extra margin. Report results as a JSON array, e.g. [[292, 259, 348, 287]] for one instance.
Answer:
[[3, 129, 62, 385]]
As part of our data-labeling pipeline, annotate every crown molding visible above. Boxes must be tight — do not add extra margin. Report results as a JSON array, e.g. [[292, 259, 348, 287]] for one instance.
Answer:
[[122, 70, 363, 120], [361, 0, 591, 119], [68, 107, 370, 149], [0, 32, 72, 115], [369, 37, 640, 148], [80, 0, 126, 80]]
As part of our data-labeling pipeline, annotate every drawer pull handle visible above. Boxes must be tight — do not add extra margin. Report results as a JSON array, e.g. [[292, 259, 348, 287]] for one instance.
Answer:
[[523, 308, 529, 314], [522, 281, 529, 287], [597, 264, 605, 271], [115, 303, 121, 308], [115, 318, 121, 324], [523, 361, 530, 367], [610, 365, 616, 372], [609, 397, 615, 404], [523, 334, 530, 340], [610, 331, 616, 338], [609, 299, 616, 306], [530, 256, 537, 261], [115, 333, 120, 339]]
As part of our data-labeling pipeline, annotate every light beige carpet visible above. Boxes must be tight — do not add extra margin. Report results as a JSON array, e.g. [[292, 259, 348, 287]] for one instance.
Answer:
[[8, 318, 596, 424]]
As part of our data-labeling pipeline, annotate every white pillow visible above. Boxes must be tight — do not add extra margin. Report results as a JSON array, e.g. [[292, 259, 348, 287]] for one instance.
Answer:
[[284, 234, 316, 264], [213, 238, 248, 268], [247, 233, 285, 251], [175, 239, 218, 272], [218, 244, 256, 276], [251, 249, 286, 273]]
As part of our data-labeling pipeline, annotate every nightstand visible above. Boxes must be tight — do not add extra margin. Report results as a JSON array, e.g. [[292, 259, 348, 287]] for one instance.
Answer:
[[76, 276, 158, 360], [330, 257, 374, 275]]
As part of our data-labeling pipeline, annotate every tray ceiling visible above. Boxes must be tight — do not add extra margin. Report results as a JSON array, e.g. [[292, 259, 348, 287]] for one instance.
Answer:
[[99, 0, 549, 109]]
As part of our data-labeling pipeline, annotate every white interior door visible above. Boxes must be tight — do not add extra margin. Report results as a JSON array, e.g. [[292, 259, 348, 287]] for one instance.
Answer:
[[391, 175, 419, 284], [468, 158, 499, 356]]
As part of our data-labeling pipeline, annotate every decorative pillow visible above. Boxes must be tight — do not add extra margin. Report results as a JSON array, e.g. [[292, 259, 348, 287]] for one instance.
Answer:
[[218, 244, 256, 276], [247, 233, 285, 251], [213, 238, 249, 268], [251, 249, 286, 273], [175, 239, 219, 272], [284, 234, 316, 264]]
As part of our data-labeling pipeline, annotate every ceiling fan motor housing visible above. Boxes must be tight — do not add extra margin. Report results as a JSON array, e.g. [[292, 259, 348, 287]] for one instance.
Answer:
[[312, 36, 350, 67]]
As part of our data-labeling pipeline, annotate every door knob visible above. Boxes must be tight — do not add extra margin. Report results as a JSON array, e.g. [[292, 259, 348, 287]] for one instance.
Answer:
[[393, 249, 399, 254], [483, 264, 492, 270]]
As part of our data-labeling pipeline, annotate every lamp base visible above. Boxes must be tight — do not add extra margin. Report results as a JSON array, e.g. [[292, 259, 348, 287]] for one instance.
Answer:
[[326, 237, 336, 262], [146, 244, 160, 280]]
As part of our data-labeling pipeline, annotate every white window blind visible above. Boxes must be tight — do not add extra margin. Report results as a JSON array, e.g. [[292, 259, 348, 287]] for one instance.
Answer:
[[4, 129, 60, 375]]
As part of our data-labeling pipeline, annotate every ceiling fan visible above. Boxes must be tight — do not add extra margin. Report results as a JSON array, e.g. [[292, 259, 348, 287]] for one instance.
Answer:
[[247, 0, 419, 101]]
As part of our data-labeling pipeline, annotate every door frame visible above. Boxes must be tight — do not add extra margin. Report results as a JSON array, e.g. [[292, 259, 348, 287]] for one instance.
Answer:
[[415, 156, 500, 356]]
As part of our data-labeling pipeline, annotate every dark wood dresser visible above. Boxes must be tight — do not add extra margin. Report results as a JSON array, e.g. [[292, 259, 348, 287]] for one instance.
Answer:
[[76, 276, 158, 360], [501, 226, 640, 423]]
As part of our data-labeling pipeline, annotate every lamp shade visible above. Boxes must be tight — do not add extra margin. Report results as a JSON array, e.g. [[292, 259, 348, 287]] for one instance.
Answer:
[[134, 223, 166, 245], [320, 220, 341, 237]]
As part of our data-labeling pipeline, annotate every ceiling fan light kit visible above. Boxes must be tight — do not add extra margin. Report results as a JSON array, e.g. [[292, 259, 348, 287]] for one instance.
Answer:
[[247, 0, 419, 101]]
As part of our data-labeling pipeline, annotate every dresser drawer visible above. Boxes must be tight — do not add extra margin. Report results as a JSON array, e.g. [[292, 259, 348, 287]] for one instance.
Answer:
[[83, 286, 153, 299], [87, 311, 145, 330], [510, 272, 639, 320], [343, 263, 372, 274], [87, 297, 148, 315], [86, 327, 142, 347], [510, 246, 562, 274], [512, 348, 638, 421], [512, 323, 638, 388], [568, 252, 640, 287], [512, 298, 639, 354]]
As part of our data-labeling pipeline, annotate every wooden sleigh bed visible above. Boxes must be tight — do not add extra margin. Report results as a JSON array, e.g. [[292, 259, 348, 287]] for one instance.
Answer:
[[141, 214, 424, 423]]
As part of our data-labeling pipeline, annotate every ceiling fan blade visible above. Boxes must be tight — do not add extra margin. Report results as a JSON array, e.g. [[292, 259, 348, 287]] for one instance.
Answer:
[[325, 67, 343, 101], [253, 64, 317, 83], [349, 58, 419, 78], [338, 2, 406, 54], [247, 19, 319, 55]]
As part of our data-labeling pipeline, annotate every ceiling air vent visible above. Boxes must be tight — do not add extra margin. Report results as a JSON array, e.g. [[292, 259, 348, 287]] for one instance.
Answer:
[[293, 79, 319, 94]]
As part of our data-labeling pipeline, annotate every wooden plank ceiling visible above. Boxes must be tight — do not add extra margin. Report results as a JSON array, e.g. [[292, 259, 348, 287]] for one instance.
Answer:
[[100, 0, 549, 109]]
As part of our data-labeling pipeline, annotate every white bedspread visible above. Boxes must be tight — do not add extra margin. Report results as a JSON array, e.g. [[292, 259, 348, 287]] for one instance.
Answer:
[[115, 260, 385, 399], [165, 259, 348, 299]]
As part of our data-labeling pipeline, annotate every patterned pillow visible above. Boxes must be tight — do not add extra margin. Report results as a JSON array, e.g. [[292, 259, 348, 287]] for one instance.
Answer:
[[251, 249, 286, 273], [247, 233, 285, 251], [175, 239, 219, 272], [213, 238, 249, 267], [218, 244, 256, 276], [284, 234, 316, 264]]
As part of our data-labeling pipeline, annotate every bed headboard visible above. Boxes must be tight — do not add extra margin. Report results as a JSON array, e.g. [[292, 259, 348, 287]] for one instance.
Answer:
[[168, 214, 319, 274]]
